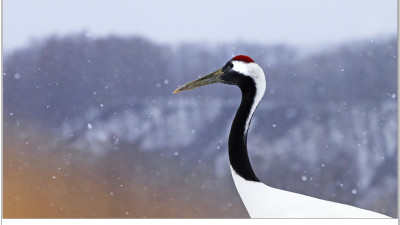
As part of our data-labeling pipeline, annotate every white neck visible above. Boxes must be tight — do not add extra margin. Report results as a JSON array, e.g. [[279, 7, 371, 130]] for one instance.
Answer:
[[231, 61, 266, 132]]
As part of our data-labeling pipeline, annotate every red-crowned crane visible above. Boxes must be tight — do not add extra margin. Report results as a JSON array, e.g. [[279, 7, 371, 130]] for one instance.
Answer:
[[173, 55, 390, 218]]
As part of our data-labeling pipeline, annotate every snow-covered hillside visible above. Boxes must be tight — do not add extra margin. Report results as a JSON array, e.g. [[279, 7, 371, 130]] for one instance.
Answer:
[[3, 35, 397, 217]]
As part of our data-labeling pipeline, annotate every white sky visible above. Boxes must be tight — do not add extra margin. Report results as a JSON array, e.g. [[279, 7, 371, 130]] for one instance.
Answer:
[[3, 0, 397, 51]]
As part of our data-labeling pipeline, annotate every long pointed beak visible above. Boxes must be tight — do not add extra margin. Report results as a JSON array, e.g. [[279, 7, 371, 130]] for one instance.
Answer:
[[173, 68, 224, 93]]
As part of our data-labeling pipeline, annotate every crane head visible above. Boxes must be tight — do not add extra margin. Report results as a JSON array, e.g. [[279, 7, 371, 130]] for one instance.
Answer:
[[173, 55, 265, 93]]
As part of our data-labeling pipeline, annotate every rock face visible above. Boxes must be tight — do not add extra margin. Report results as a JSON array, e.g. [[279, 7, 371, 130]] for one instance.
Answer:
[[3, 35, 397, 217]]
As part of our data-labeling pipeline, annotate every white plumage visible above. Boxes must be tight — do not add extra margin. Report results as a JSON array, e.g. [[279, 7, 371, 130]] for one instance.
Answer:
[[231, 167, 389, 218]]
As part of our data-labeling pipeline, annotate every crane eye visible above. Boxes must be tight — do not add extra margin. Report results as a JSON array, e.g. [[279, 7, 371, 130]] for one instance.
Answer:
[[223, 62, 234, 71]]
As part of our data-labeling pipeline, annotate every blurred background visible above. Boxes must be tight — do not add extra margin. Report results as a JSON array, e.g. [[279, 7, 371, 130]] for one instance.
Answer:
[[3, 0, 397, 218]]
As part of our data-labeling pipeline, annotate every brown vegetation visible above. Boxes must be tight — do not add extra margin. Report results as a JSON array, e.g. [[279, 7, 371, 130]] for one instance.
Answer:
[[3, 131, 247, 218]]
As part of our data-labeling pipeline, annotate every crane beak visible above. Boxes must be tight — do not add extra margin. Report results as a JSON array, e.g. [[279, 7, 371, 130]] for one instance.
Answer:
[[173, 68, 224, 93]]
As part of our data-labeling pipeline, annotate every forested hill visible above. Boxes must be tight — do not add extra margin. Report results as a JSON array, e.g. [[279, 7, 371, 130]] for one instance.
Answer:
[[4, 34, 396, 126]]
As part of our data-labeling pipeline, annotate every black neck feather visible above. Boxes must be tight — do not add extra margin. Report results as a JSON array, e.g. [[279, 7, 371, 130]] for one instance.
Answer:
[[229, 80, 260, 182]]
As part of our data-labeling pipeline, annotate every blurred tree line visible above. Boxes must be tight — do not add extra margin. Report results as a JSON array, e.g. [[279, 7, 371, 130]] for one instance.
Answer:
[[4, 34, 396, 126]]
